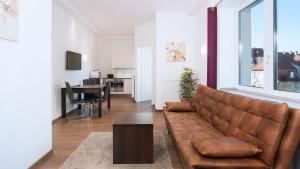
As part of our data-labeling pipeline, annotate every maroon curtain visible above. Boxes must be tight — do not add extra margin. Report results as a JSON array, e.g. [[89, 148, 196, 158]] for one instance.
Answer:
[[207, 7, 217, 89]]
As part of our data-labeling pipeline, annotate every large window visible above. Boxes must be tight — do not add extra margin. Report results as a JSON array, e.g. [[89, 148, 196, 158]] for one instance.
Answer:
[[274, 0, 300, 93], [237, 0, 300, 97], [239, 1, 264, 88]]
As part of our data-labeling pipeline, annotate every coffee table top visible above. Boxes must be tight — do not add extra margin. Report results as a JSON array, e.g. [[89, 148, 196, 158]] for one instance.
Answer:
[[113, 112, 153, 126]]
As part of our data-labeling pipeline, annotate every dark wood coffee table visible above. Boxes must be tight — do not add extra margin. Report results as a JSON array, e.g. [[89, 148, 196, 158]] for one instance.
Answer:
[[113, 112, 153, 164]]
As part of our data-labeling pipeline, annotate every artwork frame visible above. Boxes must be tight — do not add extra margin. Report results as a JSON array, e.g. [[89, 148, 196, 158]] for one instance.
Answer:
[[166, 42, 186, 62], [0, 0, 19, 42]]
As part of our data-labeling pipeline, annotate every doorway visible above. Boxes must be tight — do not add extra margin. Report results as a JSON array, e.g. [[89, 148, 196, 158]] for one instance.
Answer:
[[136, 47, 152, 102]]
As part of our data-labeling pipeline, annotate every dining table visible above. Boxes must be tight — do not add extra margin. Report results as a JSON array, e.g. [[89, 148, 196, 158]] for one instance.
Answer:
[[61, 84, 110, 118]]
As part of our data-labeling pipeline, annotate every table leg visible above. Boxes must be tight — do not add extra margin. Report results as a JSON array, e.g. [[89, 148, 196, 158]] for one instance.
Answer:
[[61, 88, 66, 118], [108, 85, 111, 109], [77, 93, 82, 109], [98, 87, 102, 118]]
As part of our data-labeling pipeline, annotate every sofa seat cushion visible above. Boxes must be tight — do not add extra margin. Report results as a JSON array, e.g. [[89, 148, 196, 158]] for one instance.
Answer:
[[192, 137, 262, 158], [166, 102, 194, 112], [177, 140, 268, 169], [164, 110, 199, 121], [165, 111, 223, 138]]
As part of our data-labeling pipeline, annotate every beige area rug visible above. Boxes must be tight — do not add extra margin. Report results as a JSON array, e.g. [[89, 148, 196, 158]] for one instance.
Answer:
[[59, 132, 173, 169]]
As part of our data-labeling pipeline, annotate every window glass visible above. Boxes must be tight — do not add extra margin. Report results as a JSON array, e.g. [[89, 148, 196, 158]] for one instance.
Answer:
[[239, 1, 264, 88], [275, 0, 300, 92]]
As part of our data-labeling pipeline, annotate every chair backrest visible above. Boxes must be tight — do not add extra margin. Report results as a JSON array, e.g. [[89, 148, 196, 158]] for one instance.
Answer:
[[83, 79, 96, 86], [105, 80, 111, 97], [65, 82, 74, 105], [90, 78, 101, 85]]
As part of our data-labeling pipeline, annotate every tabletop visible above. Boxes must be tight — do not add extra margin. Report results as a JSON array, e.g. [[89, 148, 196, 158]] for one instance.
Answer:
[[113, 112, 153, 126], [62, 84, 106, 89]]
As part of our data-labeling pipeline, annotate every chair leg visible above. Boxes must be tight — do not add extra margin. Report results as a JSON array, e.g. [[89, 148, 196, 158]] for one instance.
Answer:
[[90, 102, 93, 117], [82, 103, 86, 114], [85, 103, 89, 114]]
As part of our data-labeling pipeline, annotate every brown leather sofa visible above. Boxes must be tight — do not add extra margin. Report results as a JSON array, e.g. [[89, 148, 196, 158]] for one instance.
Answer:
[[164, 85, 300, 169]]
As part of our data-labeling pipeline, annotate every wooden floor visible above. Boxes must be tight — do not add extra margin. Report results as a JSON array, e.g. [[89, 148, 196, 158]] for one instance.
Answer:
[[32, 96, 183, 169]]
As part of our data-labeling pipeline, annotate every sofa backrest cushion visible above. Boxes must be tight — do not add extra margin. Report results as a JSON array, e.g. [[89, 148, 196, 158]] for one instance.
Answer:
[[192, 85, 289, 166]]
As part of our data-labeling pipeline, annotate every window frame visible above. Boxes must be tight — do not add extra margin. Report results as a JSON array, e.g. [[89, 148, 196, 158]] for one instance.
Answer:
[[238, 0, 265, 89], [235, 0, 300, 102]]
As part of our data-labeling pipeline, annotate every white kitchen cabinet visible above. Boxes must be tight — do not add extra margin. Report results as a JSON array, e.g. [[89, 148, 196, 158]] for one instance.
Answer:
[[111, 55, 119, 69], [111, 54, 135, 68]]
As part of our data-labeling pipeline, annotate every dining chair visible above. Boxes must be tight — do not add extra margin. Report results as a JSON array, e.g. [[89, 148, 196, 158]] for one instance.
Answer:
[[83, 79, 106, 117], [83, 79, 97, 85], [65, 82, 94, 118], [83, 79, 100, 101], [104, 80, 111, 100], [89, 78, 101, 85]]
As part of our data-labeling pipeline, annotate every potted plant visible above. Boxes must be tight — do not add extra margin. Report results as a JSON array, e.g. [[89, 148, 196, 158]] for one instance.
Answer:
[[179, 67, 197, 102]]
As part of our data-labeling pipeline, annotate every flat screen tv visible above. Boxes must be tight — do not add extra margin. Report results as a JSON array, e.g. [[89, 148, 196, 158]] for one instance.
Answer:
[[66, 51, 81, 70]]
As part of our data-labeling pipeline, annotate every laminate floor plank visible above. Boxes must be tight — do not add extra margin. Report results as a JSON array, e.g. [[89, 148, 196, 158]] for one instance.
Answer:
[[31, 96, 183, 169]]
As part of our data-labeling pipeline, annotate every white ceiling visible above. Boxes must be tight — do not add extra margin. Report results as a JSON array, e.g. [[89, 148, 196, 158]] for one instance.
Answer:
[[68, 0, 195, 37]]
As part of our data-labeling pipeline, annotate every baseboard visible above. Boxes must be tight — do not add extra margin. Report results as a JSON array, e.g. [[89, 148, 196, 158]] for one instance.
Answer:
[[28, 149, 53, 169], [52, 116, 62, 124], [153, 104, 163, 112]]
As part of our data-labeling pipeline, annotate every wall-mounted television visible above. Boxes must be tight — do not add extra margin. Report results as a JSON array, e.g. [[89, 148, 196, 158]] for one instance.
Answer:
[[66, 51, 81, 70]]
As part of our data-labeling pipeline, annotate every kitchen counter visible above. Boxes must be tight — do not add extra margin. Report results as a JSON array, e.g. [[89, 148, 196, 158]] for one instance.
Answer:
[[101, 77, 134, 97], [102, 77, 133, 79]]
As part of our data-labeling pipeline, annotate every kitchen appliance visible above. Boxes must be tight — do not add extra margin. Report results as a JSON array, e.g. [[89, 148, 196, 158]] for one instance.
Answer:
[[113, 79, 124, 92], [107, 74, 114, 79], [103, 74, 124, 93], [90, 70, 101, 78]]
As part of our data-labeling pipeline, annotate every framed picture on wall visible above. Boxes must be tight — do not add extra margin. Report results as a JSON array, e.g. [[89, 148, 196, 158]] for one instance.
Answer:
[[166, 42, 186, 62], [0, 0, 19, 42]]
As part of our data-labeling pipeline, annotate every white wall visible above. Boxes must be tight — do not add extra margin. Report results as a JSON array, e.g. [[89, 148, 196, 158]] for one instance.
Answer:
[[136, 47, 153, 102], [135, 22, 155, 47], [134, 22, 156, 103], [0, 0, 52, 168], [96, 37, 111, 75], [217, 7, 239, 88], [155, 12, 197, 109], [194, 5, 208, 85], [52, 3, 99, 119]]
